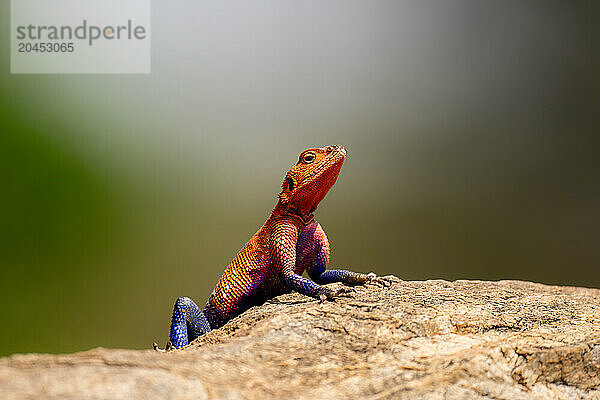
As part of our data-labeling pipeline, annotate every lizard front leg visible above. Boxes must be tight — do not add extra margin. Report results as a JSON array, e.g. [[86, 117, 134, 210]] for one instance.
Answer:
[[300, 221, 389, 286], [271, 219, 347, 301]]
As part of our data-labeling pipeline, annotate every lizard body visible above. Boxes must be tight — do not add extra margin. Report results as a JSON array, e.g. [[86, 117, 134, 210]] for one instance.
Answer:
[[162, 145, 379, 350]]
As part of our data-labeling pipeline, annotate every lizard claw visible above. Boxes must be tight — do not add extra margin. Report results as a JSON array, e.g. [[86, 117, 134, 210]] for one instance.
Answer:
[[366, 273, 400, 288], [319, 286, 355, 302], [153, 340, 175, 352], [152, 342, 165, 352]]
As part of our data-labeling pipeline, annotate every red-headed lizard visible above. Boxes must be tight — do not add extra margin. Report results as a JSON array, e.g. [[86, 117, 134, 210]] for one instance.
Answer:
[[155, 145, 390, 350]]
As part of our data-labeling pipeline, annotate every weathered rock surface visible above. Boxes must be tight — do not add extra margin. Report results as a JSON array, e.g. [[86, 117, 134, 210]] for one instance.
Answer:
[[2, 278, 600, 399]]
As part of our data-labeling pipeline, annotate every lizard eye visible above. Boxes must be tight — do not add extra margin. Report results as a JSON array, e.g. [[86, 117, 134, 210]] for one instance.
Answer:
[[301, 152, 316, 164], [286, 178, 295, 191]]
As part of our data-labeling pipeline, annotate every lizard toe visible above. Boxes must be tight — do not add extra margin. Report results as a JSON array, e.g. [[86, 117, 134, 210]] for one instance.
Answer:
[[367, 273, 400, 288], [153, 342, 171, 353]]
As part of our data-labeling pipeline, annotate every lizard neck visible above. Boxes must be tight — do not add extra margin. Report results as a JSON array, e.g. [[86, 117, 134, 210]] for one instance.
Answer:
[[272, 201, 315, 226]]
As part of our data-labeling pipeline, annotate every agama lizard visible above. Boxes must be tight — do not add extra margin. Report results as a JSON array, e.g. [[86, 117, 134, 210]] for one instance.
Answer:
[[155, 145, 387, 351]]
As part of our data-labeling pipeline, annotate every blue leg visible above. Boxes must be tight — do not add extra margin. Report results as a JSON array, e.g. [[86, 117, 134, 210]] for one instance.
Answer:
[[306, 244, 369, 285], [298, 222, 370, 286], [169, 297, 211, 349], [313, 269, 370, 285]]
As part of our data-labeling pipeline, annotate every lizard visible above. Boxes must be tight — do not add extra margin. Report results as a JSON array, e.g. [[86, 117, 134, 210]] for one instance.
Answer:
[[155, 145, 389, 351]]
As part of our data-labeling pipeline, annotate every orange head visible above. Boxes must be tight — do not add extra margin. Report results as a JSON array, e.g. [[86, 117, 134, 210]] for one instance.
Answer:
[[278, 145, 346, 216]]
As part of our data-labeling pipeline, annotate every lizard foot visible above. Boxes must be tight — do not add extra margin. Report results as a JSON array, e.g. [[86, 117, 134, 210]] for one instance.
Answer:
[[319, 286, 355, 302], [153, 340, 175, 353], [366, 273, 401, 288]]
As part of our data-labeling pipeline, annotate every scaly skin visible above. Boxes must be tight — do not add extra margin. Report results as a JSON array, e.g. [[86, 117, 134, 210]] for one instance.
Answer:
[[158, 145, 382, 350]]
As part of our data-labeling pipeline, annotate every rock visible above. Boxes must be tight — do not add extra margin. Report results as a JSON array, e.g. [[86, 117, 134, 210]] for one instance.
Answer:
[[2, 278, 600, 399]]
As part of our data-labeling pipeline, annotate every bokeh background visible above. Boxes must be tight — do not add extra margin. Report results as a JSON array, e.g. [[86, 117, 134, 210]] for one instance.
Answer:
[[1, 1, 598, 356]]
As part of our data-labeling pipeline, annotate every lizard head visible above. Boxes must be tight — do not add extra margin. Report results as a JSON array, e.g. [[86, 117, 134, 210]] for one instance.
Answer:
[[278, 145, 346, 216]]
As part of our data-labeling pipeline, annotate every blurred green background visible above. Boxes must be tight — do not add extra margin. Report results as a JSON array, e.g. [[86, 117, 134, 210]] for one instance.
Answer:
[[0, 1, 598, 356]]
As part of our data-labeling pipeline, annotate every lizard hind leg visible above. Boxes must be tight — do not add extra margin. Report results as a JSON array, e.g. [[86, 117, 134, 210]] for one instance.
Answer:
[[168, 296, 211, 349]]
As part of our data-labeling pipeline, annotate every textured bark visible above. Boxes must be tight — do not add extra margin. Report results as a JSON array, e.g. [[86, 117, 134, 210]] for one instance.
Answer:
[[2, 278, 600, 399]]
